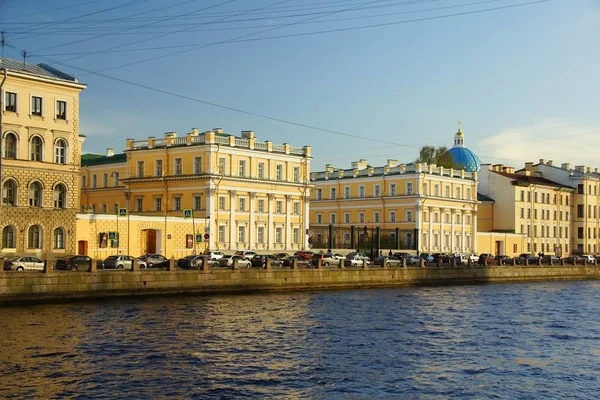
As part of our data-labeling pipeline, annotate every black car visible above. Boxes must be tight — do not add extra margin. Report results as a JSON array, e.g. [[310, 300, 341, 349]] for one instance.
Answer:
[[177, 255, 218, 269], [138, 254, 169, 269], [55, 255, 93, 272], [281, 255, 310, 268], [493, 255, 512, 265], [250, 255, 283, 268]]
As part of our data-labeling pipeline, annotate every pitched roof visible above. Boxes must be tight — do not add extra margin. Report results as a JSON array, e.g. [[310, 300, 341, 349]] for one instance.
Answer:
[[477, 192, 495, 202], [81, 153, 126, 167], [0, 57, 80, 83], [490, 170, 573, 189]]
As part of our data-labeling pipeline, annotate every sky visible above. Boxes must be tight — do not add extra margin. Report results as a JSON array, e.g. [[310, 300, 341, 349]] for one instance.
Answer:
[[0, 0, 599, 171]]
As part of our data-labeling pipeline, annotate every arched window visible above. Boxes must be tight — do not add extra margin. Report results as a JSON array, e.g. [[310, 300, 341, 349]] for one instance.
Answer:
[[30, 136, 43, 161], [29, 182, 42, 207], [28, 225, 42, 248], [54, 139, 67, 164], [3, 179, 17, 206], [2, 226, 15, 248], [53, 227, 65, 249], [4, 132, 17, 159], [53, 184, 66, 208]]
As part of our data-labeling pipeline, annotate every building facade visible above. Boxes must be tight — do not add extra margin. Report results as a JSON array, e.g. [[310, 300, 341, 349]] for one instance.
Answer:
[[0, 58, 86, 257], [80, 128, 311, 259], [309, 160, 478, 255], [478, 163, 574, 256]]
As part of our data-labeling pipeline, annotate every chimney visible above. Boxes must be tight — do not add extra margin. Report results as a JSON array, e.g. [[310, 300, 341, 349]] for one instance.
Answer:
[[525, 162, 534, 171], [164, 131, 177, 138], [212, 128, 223, 134], [539, 159, 546, 165], [106, 148, 114, 157], [190, 128, 200, 136], [241, 130, 255, 139], [575, 165, 585, 173], [547, 160, 554, 166], [325, 164, 334, 173], [387, 159, 398, 167], [561, 163, 571, 170]]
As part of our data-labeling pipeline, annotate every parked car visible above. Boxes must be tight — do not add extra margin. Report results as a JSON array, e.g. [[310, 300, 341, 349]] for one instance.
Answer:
[[178, 255, 218, 269], [234, 250, 257, 260], [450, 253, 468, 265], [55, 255, 93, 272], [204, 251, 225, 260], [344, 252, 370, 267], [374, 256, 402, 267], [419, 253, 434, 263], [432, 253, 452, 262], [251, 255, 283, 268], [468, 254, 479, 263], [281, 255, 310, 267], [273, 253, 290, 259], [478, 253, 494, 265], [312, 252, 344, 267], [137, 254, 169, 269], [542, 255, 561, 265], [405, 255, 420, 265], [102, 255, 136, 269], [3, 256, 44, 272], [219, 255, 251, 268], [493, 255, 512, 265], [392, 252, 411, 260], [565, 255, 583, 265], [581, 255, 595, 264], [294, 251, 315, 260]]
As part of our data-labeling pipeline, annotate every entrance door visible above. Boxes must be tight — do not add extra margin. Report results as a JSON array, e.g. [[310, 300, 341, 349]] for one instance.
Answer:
[[78, 240, 88, 255], [495, 240, 504, 256], [140, 229, 159, 254]]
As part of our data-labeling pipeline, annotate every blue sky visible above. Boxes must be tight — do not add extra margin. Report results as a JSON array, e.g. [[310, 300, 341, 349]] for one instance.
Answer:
[[1, 0, 599, 171]]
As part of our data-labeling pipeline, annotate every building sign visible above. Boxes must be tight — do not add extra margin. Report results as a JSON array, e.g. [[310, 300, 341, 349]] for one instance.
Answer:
[[183, 209, 193, 219], [186, 234, 193, 248], [99, 232, 108, 248], [196, 234, 203, 243], [118, 208, 128, 217]]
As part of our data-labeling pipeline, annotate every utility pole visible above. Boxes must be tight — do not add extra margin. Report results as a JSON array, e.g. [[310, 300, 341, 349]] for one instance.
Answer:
[[0, 67, 7, 235]]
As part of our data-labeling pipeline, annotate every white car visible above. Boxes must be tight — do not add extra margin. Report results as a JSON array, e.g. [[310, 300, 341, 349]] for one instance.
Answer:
[[581, 255, 595, 264], [234, 251, 257, 260], [4, 256, 44, 271], [469, 254, 479, 263], [205, 251, 225, 260], [219, 255, 251, 268], [453, 253, 468, 265]]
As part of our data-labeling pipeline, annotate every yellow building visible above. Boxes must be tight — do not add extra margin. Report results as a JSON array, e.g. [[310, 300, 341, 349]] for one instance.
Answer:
[[0, 57, 86, 257], [478, 163, 574, 256], [309, 159, 478, 255], [80, 128, 311, 258]]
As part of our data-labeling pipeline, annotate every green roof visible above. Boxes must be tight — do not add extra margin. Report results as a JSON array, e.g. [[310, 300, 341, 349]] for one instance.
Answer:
[[81, 153, 126, 167], [477, 192, 495, 202]]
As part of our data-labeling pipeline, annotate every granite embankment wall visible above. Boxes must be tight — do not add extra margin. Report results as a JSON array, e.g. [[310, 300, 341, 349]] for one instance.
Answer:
[[1, 265, 600, 305]]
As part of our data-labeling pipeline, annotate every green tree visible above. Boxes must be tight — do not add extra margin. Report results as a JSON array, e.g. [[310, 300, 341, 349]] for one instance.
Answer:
[[416, 145, 458, 169]]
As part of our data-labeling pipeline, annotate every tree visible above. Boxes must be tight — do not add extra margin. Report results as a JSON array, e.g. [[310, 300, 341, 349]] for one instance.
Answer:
[[415, 145, 458, 169]]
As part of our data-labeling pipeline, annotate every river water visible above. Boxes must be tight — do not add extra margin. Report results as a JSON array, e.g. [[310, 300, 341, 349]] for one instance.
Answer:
[[1, 281, 600, 399]]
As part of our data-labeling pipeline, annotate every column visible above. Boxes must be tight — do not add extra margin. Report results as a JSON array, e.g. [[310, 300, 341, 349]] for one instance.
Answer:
[[285, 195, 291, 251], [415, 204, 421, 252], [440, 207, 445, 252], [451, 209, 456, 253], [461, 210, 466, 253], [205, 188, 216, 251], [249, 192, 256, 249], [428, 207, 433, 251], [229, 190, 236, 250], [268, 193, 274, 251], [303, 194, 310, 250], [472, 208, 478, 253]]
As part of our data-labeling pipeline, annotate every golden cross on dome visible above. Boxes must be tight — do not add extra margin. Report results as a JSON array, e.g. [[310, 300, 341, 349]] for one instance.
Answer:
[[457, 120, 462, 131]]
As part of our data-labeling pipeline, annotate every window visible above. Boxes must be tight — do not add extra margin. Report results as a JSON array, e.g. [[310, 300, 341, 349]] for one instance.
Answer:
[[103, 173, 108, 188], [135, 197, 143, 212], [82, 176, 87, 189], [534, 193, 538, 203], [276, 200, 283, 214], [53, 184, 66, 208], [218, 196, 226, 210], [534, 209, 538, 219], [258, 199, 265, 213], [137, 161, 145, 177], [527, 208, 531, 218], [4, 132, 17, 159], [258, 162, 265, 179], [445, 213, 450, 223], [218, 225, 226, 243], [359, 212, 365, 223], [434, 184, 439, 196], [566, 197, 569, 206], [434, 212, 439, 223], [194, 157, 202, 174], [293, 228, 300, 244], [238, 160, 247, 177], [456, 213, 461, 224], [520, 208, 524, 218], [218, 157, 226, 175], [28, 225, 42, 248], [113, 172, 120, 186], [390, 183, 397, 196], [330, 213, 337, 224], [578, 184, 584, 194], [257, 226, 265, 243], [293, 166, 300, 182], [30, 136, 43, 161], [578, 204, 584, 218], [193, 195, 202, 210], [467, 215, 472, 225], [174, 158, 183, 175], [527, 191, 531, 202], [5, 92, 16, 112], [374, 184, 381, 197], [316, 189, 322, 200], [29, 182, 42, 207], [276, 164, 283, 180], [114, 204, 118, 214], [406, 210, 413, 222], [330, 187, 336, 200], [374, 211, 380, 223], [54, 228, 65, 249], [53, 139, 67, 164], [154, 159, 163, 176], [56, 100, 67, 120], [520, 224, 524, 234], [520, 190, 525, 201], [238, 226, 246, 243], [390, 211, 396, 222], [2, 226, 15, 248], [293, 201, 300, 215], [359, 186, 365, 198], [344, 186, 350, 199], [3, 179, 17, 206], [275, 227, 283, 244], [31, 96, 42, 116], [317, 213, 323, 224], [101, 204, 106, 214], [238, 197, 246, 211], [466, 188, 471, 199], [406, 233, 413, 248], [173, 196, 182, 211], [344, 212, 350, 224], [445, 186, 450, 198], [154, 197, 162, 211], [456, 187, 461, 199], [578, 227, 584, 239]]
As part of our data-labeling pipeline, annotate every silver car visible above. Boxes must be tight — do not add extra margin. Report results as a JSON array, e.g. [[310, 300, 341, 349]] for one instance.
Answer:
[[102, 255, 135, 269], [4, 256, 44, 272]]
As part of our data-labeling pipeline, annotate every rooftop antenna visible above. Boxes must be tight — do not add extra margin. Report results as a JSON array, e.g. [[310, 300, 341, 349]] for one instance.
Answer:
[[21, 49, 27, 69], [0, 32, 15, 58]]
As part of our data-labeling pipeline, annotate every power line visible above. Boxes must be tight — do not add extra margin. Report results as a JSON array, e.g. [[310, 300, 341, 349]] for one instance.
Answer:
[[5, 0, 106, 20]]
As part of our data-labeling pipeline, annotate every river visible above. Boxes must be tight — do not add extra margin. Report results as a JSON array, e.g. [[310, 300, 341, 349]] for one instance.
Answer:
[[1, 281, 600, 399]]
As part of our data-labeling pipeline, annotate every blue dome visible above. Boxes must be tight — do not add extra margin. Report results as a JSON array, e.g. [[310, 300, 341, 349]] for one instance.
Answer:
[[447, 147, 481, 172]]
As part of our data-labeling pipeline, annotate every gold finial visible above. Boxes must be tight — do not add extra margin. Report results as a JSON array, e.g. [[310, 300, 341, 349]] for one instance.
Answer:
[[457, 120, 462, 131]]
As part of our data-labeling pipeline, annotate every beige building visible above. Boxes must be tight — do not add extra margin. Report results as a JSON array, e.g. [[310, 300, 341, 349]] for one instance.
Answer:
[[309, 160, 478, 255], [478, 163, 574, 256], [80, 128, 311, 258], [0, 58, 86, 257]]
